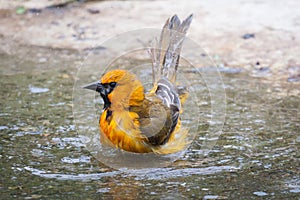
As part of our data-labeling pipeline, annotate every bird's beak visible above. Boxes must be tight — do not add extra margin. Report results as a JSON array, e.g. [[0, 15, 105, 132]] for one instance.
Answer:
[[83, 81, 111, 109], [83, 81, 107, 95], [83, 81, 100, 91]]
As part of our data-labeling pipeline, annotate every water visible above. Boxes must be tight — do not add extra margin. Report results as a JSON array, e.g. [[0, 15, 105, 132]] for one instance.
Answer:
[[0, 45, 299, 199]]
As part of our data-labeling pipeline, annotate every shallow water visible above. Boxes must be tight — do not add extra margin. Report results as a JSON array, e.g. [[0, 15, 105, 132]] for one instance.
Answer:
[[1, 45, 299, 199]]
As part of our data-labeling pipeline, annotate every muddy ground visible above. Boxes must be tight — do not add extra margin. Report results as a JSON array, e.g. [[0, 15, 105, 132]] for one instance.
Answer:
[[0, 0, 300, 81]]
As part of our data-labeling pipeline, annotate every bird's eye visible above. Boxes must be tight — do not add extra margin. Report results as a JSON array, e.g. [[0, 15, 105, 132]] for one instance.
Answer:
[[109, 82, 117, 88]]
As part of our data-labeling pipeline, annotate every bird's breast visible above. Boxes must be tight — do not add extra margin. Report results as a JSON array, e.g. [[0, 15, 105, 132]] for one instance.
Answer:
[[99, 109, 152, 153]]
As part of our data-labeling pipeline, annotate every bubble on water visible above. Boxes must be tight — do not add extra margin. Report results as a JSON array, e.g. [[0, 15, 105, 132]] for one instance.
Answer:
[[61, 155, 91, 164], [29, 85, 49, 93], [253, 191, 268, 196], [203, 195, 219, 200], [0, 126, 8, 130]]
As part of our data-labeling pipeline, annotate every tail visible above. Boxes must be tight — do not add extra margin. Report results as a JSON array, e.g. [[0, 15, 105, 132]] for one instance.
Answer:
[[149, 14, 193, 85]]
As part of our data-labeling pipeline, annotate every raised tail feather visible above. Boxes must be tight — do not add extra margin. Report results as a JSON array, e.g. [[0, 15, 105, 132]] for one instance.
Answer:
[[149, 14, 193, 85]]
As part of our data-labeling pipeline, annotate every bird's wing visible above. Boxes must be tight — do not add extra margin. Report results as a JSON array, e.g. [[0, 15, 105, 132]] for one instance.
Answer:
[[155, 78, 180, 138], [129, 97, 175, 146], [129, 78, 180, 146]]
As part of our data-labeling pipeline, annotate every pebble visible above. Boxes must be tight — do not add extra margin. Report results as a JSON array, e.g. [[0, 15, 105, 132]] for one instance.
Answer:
[[87, 8, 100, 14], [242, 33, 255, 39]]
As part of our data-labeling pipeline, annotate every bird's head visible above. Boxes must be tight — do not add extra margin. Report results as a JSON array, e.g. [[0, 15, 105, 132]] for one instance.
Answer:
[[84, 70, 144, 109]]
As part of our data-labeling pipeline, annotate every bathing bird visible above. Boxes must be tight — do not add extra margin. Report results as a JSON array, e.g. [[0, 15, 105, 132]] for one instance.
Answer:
[[84, 14, 193, 154]]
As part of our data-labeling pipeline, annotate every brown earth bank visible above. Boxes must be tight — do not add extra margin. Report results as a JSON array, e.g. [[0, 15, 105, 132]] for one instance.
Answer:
[[1, 0, 300, 81]]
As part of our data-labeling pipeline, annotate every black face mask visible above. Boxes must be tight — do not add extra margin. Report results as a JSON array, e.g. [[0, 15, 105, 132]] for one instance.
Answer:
[[83, 81, 117, 109]]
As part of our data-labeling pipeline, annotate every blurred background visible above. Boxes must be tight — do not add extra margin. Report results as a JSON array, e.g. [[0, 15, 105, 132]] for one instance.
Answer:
[[1, 0, 300, 78]]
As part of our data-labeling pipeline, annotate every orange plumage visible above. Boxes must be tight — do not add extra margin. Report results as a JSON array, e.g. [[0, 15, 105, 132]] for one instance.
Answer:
[[85, 14, 193, 154]]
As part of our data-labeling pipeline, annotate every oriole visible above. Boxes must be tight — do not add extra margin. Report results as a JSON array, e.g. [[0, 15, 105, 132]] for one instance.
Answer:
[[84, 14, 193, 154]]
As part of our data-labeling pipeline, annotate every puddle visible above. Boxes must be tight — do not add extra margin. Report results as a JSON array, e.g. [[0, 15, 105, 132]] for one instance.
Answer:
[[1, 45, 299, 199]]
